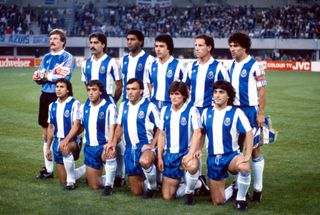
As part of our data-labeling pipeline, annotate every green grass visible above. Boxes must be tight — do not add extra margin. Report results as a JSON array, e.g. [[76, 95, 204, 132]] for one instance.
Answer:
[[0, 68, 320, 215]]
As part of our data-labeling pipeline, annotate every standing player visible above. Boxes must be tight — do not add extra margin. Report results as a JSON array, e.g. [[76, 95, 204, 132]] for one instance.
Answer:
[[120, 30, 154, 100], [184, 34, 229, 114], [117, 30, 154, 186], [46, 78, 85, 190], [81, 32, 122, 103], [202, 80, 253, 211], [157, 81, 203, 205], [81, 32, 123, 187], [32, 28, 76, 179], [61, 80, 118, 195], [107, 78, 160, 198], [147, 34, 185, 110], [228, 32, 267, 202]]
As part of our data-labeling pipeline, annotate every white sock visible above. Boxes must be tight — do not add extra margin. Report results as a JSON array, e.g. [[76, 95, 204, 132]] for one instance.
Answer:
[[63, 153, 76, 184], [185, 171, 200, 194], [101, 175, 106, 185], [115, 142, 125, 179], [236, 172, 251, 201], [75, 165, 86, 180], [224, 185, 233, 203], [176, 183, 187, 198], [142, 164, 157, 190], [104, 158, 117, 187], [43, 141, 53, 173], [253, 156, 264, 192], [195, 179, 202, 190]]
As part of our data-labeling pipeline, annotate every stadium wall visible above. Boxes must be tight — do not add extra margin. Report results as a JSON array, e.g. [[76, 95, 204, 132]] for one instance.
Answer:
[[0, 57, 319, 72]]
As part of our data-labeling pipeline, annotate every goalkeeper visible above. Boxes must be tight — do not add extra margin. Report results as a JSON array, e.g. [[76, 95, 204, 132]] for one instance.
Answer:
[[32, 28, 76, 180]]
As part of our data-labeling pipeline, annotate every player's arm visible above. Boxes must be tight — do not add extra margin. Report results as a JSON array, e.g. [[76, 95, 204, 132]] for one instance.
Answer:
[[157, 130, 166, 172], [257, 86, 266, 127], [182, 127, 202, 165], [244, 130, 253, 162], [45, 56, 75, 82], [59, 119, 82, 150], [113, 80, 123, 103], [46, 124, 54, 161]]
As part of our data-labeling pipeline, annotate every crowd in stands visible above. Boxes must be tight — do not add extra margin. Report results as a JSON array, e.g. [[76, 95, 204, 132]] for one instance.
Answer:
[[38, 9, 66, 34], [72, 4, 319, 39], [1, 3, 319, 39], [0, 4, 33, 35]]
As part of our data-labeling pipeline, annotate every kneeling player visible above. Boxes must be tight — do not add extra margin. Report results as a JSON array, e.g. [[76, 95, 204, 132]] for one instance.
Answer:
[[62, 80, 118, 195], [201, 80, 253, 211], [157, 81, 203, 205], [46, 78, 85, 190], [107, 78, 160, 198]]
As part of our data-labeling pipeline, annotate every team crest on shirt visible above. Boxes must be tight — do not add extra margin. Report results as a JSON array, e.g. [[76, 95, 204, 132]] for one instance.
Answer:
[[192, 69, 196, 73], [180, 117, 187, 126], [167, 70, 173, 78], [137, 63, 143, 71], [99, 112, 105, 119], [64, 110, 70, 118], [224, 117, 231, 126], [85, 110, 88, 114], [100, 66, 106, 74], [138, 110, 145, 119], [208, 114, 212, 118], [207, 71, 214, 79], [241, 69, 247, 78]]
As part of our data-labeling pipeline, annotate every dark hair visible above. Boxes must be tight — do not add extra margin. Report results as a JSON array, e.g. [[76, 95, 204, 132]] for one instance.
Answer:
[[168, 81, 189, 102], [213, 80, 235, 105], [127, 78, 144, 90], [87, 80, 105, 93], [228, 32, 251, 53], [89, 32, 107, 53], [49, 28, 67, 48], [127, 29, 144, 47], [195, 34, 214, 54], [155, 34, 174, 55], [56, 78, 73, 96]]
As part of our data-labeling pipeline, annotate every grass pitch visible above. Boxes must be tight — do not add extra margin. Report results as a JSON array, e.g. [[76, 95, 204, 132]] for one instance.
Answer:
[[0, 68, 319, 215]]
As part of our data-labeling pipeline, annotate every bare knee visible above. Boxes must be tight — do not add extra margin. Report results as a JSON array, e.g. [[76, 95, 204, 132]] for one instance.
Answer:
[[186, 158, 199, 175], [139, 151, 155, 169], [211, 197, 224, 205]]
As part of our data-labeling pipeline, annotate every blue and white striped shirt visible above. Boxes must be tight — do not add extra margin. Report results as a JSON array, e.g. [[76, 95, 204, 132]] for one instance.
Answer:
[[48, 96, 81, 138], [160, 103, 202, 154], [81, 54, 121, 97], [184, 57, 229, 108], [228, 55, 267, 107], [117, 98, 160, 148], [80, 99, 117, 146], [202, 106, 252, 155], [147, 56, 185, 103]]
